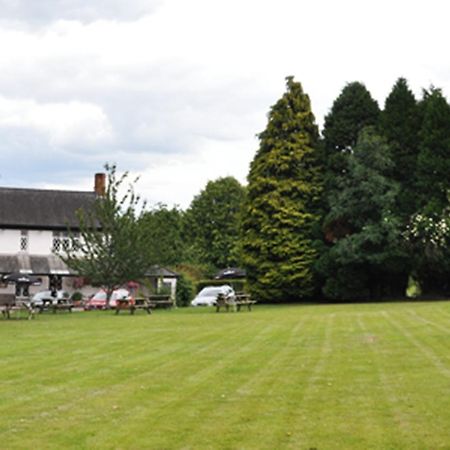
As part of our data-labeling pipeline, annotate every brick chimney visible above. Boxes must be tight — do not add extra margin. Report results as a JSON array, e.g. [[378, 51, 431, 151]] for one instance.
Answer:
[[94, 173, 106, 196]]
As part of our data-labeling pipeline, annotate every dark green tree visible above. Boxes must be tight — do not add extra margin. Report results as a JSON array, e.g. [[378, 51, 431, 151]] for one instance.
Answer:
[[241, 76, 323, 302], [379, 78, 420, 219], [61, 164, 153, 305], [183, 176, 245, 270], [404, 208, 450, 296], [140, 204, 184, 267], [322, 81, 380, 182], [416, 87, 450, 215], [318, 129, 409, 299], [175, 273, 194, 307]]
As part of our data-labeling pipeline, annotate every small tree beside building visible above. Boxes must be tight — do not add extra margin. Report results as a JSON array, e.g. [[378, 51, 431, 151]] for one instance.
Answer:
[[61, 164, 154, 306]]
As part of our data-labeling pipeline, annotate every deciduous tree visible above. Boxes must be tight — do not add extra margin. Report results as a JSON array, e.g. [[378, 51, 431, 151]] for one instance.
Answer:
[[183, 176, 245, 270], [140, 204, 185, 267], [61, 164, 153, 305]]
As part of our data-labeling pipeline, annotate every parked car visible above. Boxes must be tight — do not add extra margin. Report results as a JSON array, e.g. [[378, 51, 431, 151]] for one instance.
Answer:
[[31, 290, 70, 307], [191, 285, 235, 307], [84, 288, 133, 310]]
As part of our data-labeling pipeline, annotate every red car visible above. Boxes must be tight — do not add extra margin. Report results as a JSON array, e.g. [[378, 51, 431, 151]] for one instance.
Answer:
[[84, 288, 133, 310]]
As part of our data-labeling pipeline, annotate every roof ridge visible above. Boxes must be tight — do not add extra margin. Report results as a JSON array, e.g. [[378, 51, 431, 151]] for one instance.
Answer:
[[0, 186, 95, 195]]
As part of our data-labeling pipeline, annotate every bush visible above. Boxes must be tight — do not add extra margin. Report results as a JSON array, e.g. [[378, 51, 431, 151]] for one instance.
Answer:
[[176, 273, 194, 307], [71, 291, 83, 302]]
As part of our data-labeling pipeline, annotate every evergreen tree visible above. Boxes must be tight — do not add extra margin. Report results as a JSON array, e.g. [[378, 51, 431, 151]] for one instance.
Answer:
[[416, 87, 450, 215], [322, 81, 380, 181], [241, 76, 323, 302], [380, 78, 420, 219], [318, 129, 409, 299]]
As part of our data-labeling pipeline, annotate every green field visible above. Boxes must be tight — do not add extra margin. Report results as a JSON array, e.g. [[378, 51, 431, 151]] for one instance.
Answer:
[[1, 302, 449, 449]]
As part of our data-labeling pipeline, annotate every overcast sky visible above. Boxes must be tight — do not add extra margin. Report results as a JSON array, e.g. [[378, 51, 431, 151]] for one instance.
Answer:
[[0, 0, 449, 208]]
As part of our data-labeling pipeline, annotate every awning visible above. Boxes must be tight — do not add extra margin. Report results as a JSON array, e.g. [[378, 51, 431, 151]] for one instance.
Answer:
[[0, 254, 73, 276]]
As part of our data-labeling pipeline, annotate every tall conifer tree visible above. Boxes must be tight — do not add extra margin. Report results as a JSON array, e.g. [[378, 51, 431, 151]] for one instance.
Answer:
[[322, 81, 380, 181], [380, 78, 420, 219], [416, 87, 450, 215], [321, 82, 380, 242], [241, 77, 323, 302], [318, 129, 408, 299]]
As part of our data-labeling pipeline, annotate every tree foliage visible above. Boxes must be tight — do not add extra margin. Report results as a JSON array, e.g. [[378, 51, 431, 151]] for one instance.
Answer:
[[379, 78, 420, 219], [183, 176, 245, 270], [322, 81, 380, 181], [140, 204, 184, 267], [416, 87, 450, 215], [241, 76, 323, 302], [61, 164, 153, 304], [318, 129, 409, 299]]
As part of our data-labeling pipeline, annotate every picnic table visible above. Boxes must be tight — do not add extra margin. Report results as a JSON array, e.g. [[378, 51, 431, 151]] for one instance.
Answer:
[[235, 292, 256, 311], [215, 292, 256, 312], [115, 297, 153, 315], [36, 298, 73, 314], [0, 294, 35, 320], [147, 294, 174, 309]]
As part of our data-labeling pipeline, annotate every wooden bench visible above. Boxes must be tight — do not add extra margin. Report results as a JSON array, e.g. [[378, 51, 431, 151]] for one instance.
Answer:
[[216, 292, 256, 312], [115, 298, 152, 315], [50, 300, 73, 314], [235, 293, 256, 312], [147, 294, 174, 309], [0, 294, 35, 320], [215, 293, 236, 312], [36, 298, 73, 314]]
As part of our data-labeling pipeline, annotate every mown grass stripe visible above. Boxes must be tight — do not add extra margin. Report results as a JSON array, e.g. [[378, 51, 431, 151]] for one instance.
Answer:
[[1, 303, 449, 449]]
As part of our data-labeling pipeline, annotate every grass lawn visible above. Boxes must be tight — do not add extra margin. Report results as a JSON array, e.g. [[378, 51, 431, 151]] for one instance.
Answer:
[[0, 301, 449, 449]]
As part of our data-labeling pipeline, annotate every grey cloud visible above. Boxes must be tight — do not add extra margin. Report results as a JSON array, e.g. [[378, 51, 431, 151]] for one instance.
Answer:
[[0, 0, 162, 24]]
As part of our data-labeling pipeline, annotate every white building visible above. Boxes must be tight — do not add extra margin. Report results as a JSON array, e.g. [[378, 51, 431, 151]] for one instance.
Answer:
[[0, 175, 102, 296], [0, 173, 178, 300]]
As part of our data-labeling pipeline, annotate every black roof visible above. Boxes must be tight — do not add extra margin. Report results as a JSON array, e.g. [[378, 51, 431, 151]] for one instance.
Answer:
[[0, 187, 96, 230], [145, 265, 179, 278]]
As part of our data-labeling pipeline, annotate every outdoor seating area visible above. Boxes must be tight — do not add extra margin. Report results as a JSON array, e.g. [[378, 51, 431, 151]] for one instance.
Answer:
[[215, 292, 256, 312], [0, 294, 35, 320], [115, 297, 153, 315], [115, 295, 174, 314], [147, 294, 174, 309], [235, 292, 256, 311], [36, 298, 73, 314]]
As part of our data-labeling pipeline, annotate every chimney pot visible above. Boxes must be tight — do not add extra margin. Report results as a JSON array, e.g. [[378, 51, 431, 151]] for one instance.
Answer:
[[94, 173, 106, 196]]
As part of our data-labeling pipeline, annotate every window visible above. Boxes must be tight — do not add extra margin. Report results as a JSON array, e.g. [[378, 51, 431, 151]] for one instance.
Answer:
[[20, 230, 28, 252], [52, 231, 61, 252], [53, 231, 79, 252]]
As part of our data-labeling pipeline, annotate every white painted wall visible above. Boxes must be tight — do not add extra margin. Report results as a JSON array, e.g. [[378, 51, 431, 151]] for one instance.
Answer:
[[0, 229, 21, 253], [29, 230, 53, 254], [0, 228, 54, 254]]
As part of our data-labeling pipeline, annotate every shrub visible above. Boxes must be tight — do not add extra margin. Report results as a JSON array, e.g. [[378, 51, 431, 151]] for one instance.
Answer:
[[176, 273, 194, 307], [71, 291, 83, 302]]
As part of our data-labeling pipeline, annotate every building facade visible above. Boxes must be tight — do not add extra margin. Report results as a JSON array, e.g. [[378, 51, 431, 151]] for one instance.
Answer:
[[0, 173, 178, 300], [0, 175, 102, 295]]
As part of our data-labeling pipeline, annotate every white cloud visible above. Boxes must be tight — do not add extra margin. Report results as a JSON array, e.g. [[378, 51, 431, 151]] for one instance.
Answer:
[[1, 0, 450, 206], [0, 0, 162, 24], [0, 96, 113, 147]]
